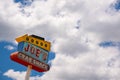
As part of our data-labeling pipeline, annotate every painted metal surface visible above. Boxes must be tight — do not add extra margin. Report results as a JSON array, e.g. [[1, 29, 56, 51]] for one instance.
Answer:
[[16, 34, 51, 51], [10, 52, 50, 72]]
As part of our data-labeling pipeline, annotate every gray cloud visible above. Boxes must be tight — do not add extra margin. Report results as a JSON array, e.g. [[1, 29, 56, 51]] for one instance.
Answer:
[[85, 14, 120, 41], [53, 38, 90, 57], [0, 19, 16, 41], [1, 0, 120, 80]]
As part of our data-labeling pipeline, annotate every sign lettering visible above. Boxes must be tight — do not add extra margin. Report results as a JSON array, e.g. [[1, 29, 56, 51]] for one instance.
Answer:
[[18, 52, 49, 71], [18, 42, 48, 63]]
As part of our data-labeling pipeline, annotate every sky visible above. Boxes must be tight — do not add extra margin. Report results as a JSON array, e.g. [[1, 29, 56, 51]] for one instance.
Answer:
[[0, 0, 120, 80]]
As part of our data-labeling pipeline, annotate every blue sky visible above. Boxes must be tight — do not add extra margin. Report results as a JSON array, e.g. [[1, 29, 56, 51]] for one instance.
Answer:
[[14, 0, 33, 6], [0, 40, 55, 80], [114, 0, 120, 10], [0, 0, 120, 80]]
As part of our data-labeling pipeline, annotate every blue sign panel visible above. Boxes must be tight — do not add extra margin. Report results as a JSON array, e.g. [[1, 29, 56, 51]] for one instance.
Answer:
[[18, 42, 49, 63]]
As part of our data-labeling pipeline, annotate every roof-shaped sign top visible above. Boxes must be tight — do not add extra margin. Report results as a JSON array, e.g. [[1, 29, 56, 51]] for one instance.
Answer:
[[15, 34, 51, 51]]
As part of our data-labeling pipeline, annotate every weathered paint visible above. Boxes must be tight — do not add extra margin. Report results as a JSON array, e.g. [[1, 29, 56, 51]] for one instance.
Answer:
[[10, 52, 50, 72], [16, 34, 51, 51], [18, 42, 49, 63]]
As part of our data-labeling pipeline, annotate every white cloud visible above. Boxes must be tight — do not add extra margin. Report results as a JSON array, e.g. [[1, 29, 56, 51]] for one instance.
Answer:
[[3, 69, 42, 80], [4, 45, 15, 50], [41, 47, 120, 80], [4, 47, 120, 80], [3, 69, 26, 80], [1, 0, 120, 80], [0, 0, 119, 42]]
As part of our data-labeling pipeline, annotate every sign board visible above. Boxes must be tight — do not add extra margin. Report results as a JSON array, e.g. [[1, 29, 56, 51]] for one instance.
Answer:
[[18, 42, 48, 63], [10, 34, 51, 72], [10, 52, 50, 72]]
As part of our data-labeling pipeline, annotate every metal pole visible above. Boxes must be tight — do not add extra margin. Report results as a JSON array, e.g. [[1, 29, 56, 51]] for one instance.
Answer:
[[25, 65, 32, 80]]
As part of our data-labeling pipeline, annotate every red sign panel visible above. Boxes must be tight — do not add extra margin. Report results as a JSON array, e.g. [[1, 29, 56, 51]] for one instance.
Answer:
[[10, 52, 50, 72]]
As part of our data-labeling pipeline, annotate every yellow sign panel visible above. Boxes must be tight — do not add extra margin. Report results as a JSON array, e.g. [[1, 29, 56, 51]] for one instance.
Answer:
[[16, 34, 51, 51]]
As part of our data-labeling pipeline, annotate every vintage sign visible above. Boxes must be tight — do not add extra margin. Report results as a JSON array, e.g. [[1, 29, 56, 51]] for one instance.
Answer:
[[10, 52, 50, 72], [10, 34, 51, 72], [15, 34, 51, 51], [18, 42, 48, 63]]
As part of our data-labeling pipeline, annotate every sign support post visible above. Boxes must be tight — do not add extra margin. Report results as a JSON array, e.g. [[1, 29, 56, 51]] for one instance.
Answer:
[[25, 65, 32, 80]]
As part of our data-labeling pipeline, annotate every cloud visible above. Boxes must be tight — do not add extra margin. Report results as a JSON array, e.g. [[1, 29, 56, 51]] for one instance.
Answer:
[[3, 69, 26, 80], [4, 45, 15, 50], [1, 0, 119, 42], [3, 69, 43, 80], [41, 47, 120, 80], [52, 37, 90, 57], [1, 0, 120, 80], [4, 47, 120, 80]]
